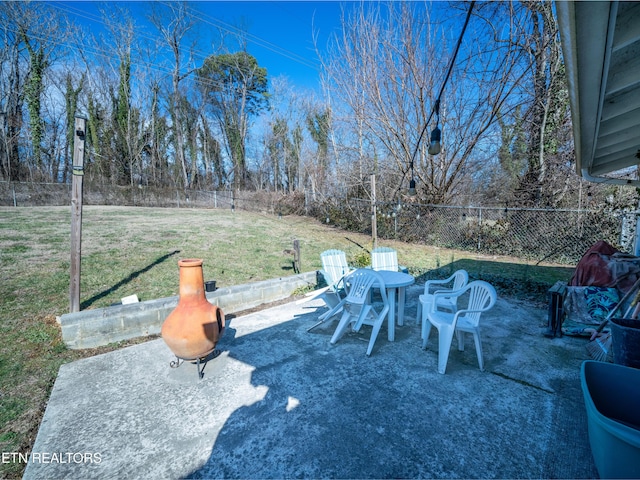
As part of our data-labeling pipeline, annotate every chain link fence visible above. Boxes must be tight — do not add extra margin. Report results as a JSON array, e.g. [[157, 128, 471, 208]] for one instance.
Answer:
[[0, 181, 304, 214], [2, 181, 636, 266], [315, 197, 636, 266]]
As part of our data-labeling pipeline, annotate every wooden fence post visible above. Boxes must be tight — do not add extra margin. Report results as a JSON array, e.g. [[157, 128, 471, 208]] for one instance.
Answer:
[[69, 116, 86, 313]]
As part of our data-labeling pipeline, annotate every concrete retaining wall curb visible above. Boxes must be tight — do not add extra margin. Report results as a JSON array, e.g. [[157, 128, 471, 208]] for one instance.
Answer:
[[60, 271, 319, 349]]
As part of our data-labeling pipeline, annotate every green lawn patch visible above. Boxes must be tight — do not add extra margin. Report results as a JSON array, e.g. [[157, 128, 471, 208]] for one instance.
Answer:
[[0, 205, 573, 478]]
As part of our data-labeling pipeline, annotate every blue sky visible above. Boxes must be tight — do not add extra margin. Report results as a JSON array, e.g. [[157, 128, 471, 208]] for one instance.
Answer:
[[189, 1, 346, 91], [55, 1, 348, 92]]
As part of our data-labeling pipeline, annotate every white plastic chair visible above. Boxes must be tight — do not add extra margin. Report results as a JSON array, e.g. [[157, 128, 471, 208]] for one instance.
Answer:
[[320, 249, 351, 289], [417, 270, 469, 325], [307, 250, 353, 331], [370, 247, 408, 273], [423, 280, 497, 374], [330, 269, 390, 356], [318, 249, 352, 312]]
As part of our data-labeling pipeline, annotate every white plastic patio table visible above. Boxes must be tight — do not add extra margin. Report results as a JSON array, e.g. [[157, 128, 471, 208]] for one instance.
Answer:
[[374, 270, 415, 341]]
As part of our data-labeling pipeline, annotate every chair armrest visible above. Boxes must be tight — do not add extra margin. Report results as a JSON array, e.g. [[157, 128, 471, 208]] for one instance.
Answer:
[[453, 307, 490, 320], [425, 278, 453, 294], [432, 288, 453, 295], [334, 272, 351, 293], [432, 287, 466, 302], [429, 289, 460, 313], [452, 308, 478, 323]]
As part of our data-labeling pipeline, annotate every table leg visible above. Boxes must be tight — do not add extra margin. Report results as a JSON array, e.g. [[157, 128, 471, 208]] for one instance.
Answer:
[[397, 287, 406, 326], [387, 287, 396, 342]]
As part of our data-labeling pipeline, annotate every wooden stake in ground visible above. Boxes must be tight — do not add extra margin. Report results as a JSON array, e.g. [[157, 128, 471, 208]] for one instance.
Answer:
[[69, 116, 86, 313], [293, 239, 300, 274]]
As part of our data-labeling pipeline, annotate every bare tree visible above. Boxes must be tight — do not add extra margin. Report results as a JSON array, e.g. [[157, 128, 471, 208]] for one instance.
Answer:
[[261, 76, 311, 193], [0, 3, 24, 181], [59, 70, 85, 183], [149, 2, 198, 190], [97, 5, 140, 185], [320, 3, 437, 197], [514, 0, 571, 206], [306, 106, 331, 189], [145, 80, 171, 186], [320, 2, 534, 204], [0, 2, 70, 181], [199, 111, 224, 188]]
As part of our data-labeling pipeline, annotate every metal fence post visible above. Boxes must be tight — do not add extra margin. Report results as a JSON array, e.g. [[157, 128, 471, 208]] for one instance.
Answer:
[[477, 207, 482, 251], [371, 174, 377, 249], [634, 210, 640, 256]]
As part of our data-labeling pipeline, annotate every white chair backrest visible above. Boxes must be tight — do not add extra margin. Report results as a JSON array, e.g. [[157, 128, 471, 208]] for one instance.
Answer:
[[461, 281, 497, 326], [452, 270, 469, 291], [321, 249, 349, 285], [371, 247, 398, 271], [344, 269, 388, 306]]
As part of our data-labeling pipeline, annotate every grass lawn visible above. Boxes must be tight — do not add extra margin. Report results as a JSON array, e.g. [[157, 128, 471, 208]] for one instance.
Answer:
[[0, 205, 574, 478]]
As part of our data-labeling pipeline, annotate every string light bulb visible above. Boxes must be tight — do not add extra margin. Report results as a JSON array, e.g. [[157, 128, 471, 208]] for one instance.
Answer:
[[428, 99, 441, 156], [428, 126, 441, 155], [408, 159, 417, 196], [408, 178, 417, 196]]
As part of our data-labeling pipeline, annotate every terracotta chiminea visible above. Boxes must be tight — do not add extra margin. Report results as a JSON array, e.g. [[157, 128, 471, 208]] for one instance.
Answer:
[[161, 258, 225, 362]]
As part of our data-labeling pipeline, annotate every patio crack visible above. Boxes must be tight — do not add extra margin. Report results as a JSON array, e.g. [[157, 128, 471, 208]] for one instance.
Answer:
[[490, 371, 554, 394]]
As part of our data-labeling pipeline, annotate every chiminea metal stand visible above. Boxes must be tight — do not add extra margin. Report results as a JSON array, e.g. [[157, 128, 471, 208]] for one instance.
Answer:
[[169, 349, 222, 380]]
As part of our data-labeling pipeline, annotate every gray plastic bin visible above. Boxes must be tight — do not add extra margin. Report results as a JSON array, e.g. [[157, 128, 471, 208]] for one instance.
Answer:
[[581, 360, 640, 478]]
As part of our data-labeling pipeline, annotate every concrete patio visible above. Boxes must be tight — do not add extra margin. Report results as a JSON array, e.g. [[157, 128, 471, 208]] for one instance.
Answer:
[[24, 283, 597, 479]]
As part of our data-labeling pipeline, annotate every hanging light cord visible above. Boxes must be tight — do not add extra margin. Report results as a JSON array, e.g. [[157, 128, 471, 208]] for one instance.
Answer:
[[408, 0, 476, 173]]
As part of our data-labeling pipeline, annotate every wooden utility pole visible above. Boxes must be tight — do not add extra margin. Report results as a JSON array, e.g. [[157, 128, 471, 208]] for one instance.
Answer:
[[371, 173, 378, 250], [69, 116, 86, 313]]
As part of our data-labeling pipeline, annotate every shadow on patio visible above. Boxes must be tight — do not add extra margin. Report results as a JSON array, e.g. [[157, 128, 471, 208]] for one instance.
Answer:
[[23, 283, 596, 479]]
